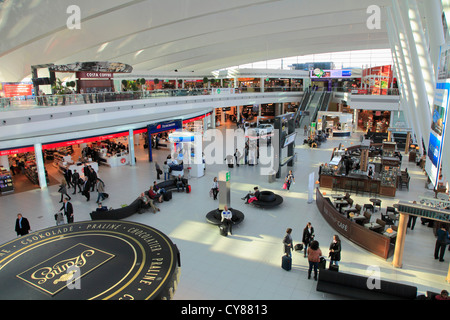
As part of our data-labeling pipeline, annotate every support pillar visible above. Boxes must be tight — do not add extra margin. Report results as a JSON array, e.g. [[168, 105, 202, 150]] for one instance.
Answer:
[[129, 129, 136, 166], [218, 171, 230, 211], [393, 212, 409, 268], [34, 143, 47, 189]]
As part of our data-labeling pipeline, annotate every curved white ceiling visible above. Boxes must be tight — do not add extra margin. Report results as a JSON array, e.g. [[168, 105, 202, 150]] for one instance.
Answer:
[[0, 0, 395, 82]]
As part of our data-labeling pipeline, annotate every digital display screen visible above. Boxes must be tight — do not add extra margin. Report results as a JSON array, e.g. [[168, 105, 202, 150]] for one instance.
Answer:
[[283, 132, 297, 148]]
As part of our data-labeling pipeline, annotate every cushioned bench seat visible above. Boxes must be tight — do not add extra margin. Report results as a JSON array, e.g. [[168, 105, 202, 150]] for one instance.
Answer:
[[206, 208, 245, 226], [251, 191, 283, 208], [317, 269, 417, 300], [90, 198, 142, 220]]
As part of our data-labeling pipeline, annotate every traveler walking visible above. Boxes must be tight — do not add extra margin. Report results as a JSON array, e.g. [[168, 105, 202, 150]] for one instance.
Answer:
[[15, 213, 31, 236], [58, 180, 71, 202], [435, 225, 450, 262]]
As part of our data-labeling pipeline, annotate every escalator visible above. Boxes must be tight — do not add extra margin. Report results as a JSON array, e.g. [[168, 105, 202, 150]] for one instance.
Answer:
[[294, 88, 311, 127]]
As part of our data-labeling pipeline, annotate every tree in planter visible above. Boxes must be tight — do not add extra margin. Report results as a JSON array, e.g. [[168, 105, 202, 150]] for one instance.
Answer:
[[153, 78, 160, 90], [122, 80, 129, 91]]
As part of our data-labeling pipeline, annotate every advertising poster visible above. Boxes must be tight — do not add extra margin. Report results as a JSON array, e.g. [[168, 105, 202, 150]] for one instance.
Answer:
[[426, 82, 450, 187]]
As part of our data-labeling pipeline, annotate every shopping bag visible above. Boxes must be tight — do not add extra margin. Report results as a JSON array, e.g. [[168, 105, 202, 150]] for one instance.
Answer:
[[283, 183, 287, 190]]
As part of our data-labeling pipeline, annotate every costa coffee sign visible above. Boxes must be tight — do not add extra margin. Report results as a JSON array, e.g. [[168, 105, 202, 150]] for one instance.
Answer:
[[76, 71, 113, 79]]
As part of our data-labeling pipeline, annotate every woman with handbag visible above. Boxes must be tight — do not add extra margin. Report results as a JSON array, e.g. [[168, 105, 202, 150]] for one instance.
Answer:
[[302, 222, 315, 257], [285, 170, 295, 190], [328, 235, 341, 268], [58, 180, 71, 203], [307, 240, 322, 280]]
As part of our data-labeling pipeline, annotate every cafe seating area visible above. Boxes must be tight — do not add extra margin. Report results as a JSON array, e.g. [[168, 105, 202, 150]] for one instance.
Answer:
[[329, 191, 399, 241]]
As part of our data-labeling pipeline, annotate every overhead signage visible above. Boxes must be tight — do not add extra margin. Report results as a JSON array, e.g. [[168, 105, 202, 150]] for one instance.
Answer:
[[0, 146, 35, 156], [3, 83, 33, 97], [147, 120, 182, 134], [49, 61, 133, 73], [42, 132, 129, 150], [310, 69, 353, 79], [76, 71, 114, 79]]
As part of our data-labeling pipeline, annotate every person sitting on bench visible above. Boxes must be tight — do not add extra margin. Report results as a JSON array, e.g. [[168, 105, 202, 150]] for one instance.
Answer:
[[139, 192, 160, 213], [221, 205, 233, 235], [175, 174, 185, 192], [242, 187, 260, 204], [148, 186, 163, 203], [153, 181, 166, 194], [96, 203, 108, 212]]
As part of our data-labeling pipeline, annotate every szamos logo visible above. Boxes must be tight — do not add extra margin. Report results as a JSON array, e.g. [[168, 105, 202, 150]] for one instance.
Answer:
[[17, 244, 115, 296], [31, 249, 94, 285]]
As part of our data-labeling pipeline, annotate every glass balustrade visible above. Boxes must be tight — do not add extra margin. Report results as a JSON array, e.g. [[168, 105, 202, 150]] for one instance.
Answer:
[[0, 86, 304, 111]]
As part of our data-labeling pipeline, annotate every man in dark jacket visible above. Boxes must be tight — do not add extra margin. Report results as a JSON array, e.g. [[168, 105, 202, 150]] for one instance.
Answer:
[[15, 213, 31, 236], [60, 198, 74, 223], [72, 169, 81, 194]]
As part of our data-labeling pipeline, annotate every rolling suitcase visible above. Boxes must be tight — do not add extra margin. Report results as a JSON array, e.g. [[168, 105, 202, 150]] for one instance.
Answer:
[[318, 257, 326, 269], [186, 185, 191, 193], [329, 264, 339, 272], [282, 255, 292, 271], [163, 191, 172, 201], [54, 212, 65, 226], [219, 223, 228, 236]]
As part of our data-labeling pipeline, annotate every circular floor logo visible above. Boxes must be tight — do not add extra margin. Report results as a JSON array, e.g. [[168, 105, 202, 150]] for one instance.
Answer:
[[0, 221, 180, 300]]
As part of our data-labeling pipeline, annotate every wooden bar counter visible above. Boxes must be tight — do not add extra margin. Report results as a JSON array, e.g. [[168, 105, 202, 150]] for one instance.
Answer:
[[319, 173, 382, 194], [316, 188, 394, 260]]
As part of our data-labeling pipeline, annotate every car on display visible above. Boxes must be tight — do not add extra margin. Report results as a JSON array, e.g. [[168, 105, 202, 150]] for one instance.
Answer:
[[245, 123, 274, 139]]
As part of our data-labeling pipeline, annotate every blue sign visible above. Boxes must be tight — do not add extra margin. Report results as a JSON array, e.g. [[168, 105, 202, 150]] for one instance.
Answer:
[[147, 120, 182, 162]]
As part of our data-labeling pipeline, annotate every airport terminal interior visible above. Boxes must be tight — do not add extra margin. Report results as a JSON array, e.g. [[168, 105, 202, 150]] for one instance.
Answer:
[[1, 0, 450, 301]]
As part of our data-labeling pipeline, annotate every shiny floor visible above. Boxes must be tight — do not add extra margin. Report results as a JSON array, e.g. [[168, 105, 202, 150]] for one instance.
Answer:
[[1, 123, 449, 300]]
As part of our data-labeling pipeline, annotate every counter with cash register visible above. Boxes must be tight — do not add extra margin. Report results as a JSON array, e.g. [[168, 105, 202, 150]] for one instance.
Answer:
[[319, 141, 401, 197]]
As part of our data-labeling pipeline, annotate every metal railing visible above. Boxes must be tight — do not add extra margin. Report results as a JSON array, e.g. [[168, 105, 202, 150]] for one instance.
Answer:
[[0, 86, 304, 111]]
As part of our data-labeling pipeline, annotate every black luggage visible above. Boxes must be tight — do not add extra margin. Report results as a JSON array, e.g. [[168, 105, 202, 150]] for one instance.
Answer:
[[318, 256, 326, 269], [163, 191, 172, 201], [54, 212, 65, 226], [329, 264, 339, 272], [228, 164, 234, 168], [103, 193, 109, 199], [282, 255, 292, 271], [219, 223, 228, 236], [294, 243, 304, 251]]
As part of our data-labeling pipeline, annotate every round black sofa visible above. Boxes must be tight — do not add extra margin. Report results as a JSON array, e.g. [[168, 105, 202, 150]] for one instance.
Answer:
[[251, 191, 283, 208], [206, 208, 245, 226]]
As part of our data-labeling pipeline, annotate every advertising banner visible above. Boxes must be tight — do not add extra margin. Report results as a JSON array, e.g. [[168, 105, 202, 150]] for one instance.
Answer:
[[425, 82, 450, 187]]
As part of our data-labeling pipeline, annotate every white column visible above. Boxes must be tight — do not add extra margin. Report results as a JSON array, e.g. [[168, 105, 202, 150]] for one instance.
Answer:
[[129, 129, 136, 166], [386, 8, 413, 134], [393, 0, 430, 150], [407, 0, 436, 108], [260, 77, 265, 92], [388, 5, 423, 153], [34, 143, 47, 189], [423, 0, 445, 78]]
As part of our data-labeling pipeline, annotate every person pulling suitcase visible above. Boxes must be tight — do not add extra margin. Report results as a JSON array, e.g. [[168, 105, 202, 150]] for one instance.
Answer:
[[282, 228, 293, 271]]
